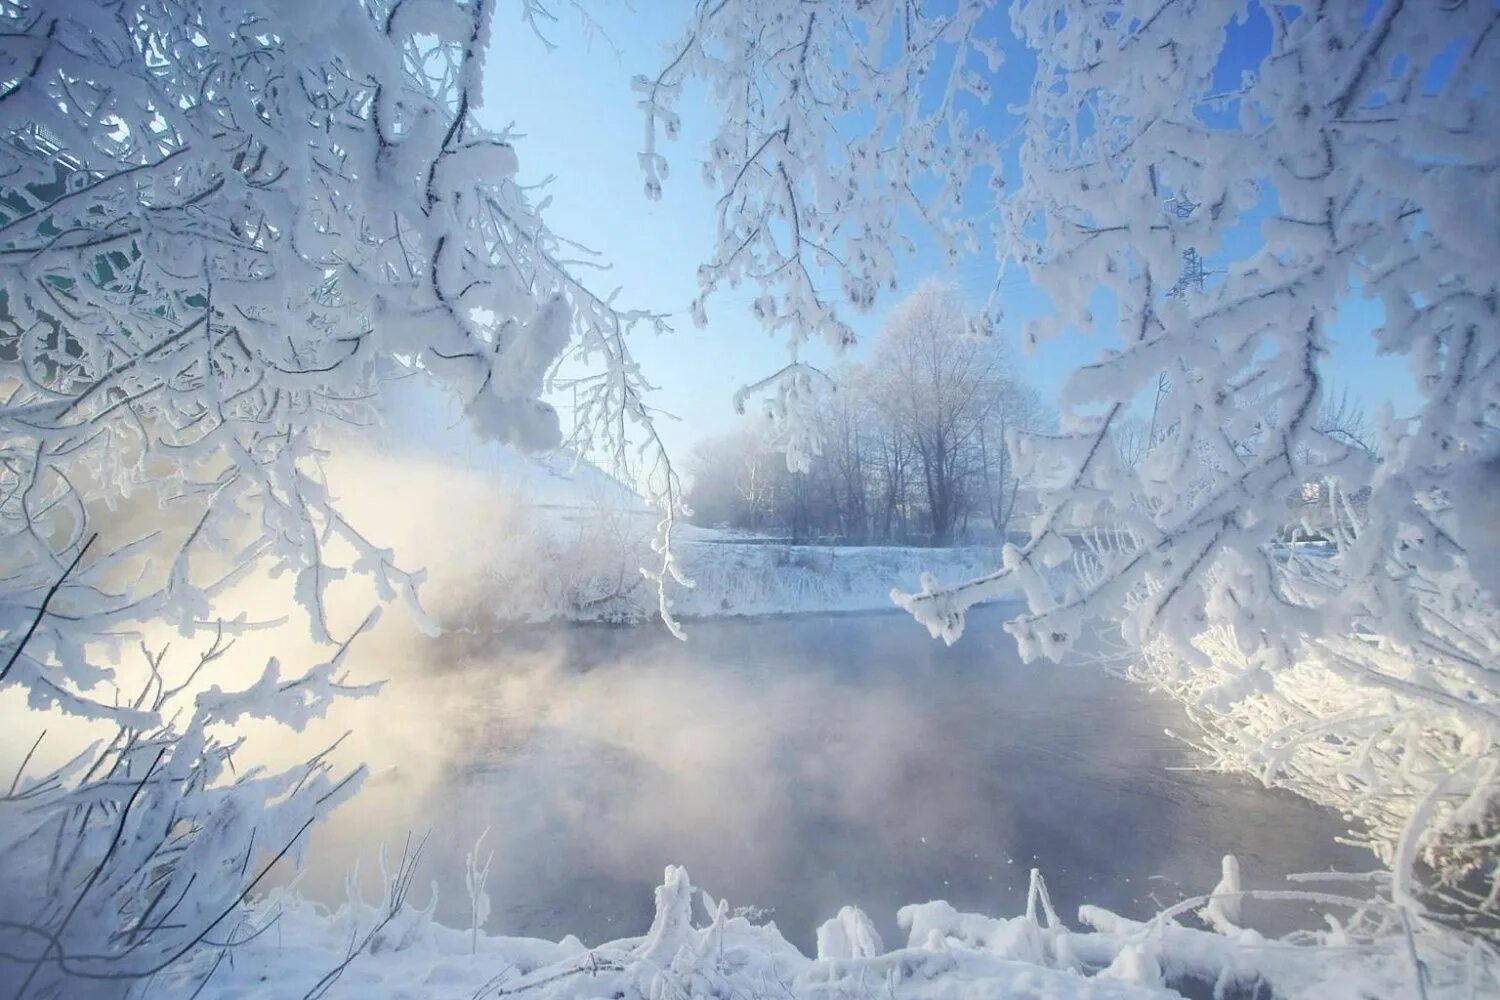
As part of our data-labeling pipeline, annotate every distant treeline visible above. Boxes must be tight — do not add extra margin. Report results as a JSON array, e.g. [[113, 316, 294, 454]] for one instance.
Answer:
[[686, 283, 1053, 546]]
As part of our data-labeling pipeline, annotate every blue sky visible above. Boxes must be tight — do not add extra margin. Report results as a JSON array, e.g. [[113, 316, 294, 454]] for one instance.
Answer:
[[480, 2, 1420, 459]]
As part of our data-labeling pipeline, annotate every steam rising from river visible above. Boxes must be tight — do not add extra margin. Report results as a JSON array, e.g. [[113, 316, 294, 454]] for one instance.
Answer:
[[0, 445, 1370, 950]]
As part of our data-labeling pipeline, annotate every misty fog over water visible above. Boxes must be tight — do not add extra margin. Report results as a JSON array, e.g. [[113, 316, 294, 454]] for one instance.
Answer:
[[294, 605, 1373, 951]]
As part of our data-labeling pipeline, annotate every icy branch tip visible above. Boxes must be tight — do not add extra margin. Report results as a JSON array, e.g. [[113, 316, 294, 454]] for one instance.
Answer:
[[890, 581, 968, 646]]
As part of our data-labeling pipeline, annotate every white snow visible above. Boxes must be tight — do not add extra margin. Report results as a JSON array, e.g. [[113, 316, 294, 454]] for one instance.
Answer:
[[670, 537, 1014, 621], [334, 390, 1023, 626], [159, 864, 1489, 1000]]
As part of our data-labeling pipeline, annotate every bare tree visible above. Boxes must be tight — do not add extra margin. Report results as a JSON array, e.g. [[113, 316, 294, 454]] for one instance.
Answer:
[[686, 318, 1045, 548], [975, 379, 1047, 541], [1314, 384, 1376, 456], [816, 374, 874, 542], [867, 283, 1011, 545]]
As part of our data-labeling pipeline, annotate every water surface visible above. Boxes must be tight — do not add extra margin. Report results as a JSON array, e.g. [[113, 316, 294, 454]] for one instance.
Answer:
[[301, 605, 1372, 950]]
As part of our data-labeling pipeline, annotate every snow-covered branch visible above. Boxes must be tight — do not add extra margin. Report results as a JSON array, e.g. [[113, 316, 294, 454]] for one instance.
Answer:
[[666, 0, 1499, 930], [0, 0, 689, 990]]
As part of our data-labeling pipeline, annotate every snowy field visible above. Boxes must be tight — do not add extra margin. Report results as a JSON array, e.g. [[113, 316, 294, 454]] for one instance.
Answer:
[[672, 536, 1010, 619]]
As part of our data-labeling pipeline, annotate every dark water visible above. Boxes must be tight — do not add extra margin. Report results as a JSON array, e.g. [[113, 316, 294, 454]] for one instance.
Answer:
[[301, 605, 1373, 951]]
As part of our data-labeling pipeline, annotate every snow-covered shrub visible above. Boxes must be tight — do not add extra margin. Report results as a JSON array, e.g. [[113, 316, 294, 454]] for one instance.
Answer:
[[0, 0, 677, 993], [0, 627, 373, 996], [1130, 618, 1500, 937], [477, 476, 657, 625], [647, 0, 1498, 932], [166, 863, 1499, 999]]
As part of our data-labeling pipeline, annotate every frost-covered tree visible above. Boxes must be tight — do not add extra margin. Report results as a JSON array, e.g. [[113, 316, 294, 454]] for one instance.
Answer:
[[686, 339, 1042, 546], [0, 0, 678, 992], [654, 0, 1499, 930], [685, 429, 788, 534], [867, 281, 1017, 544], [637, 0, 1002, 437], [974, 371, 1044, 540]]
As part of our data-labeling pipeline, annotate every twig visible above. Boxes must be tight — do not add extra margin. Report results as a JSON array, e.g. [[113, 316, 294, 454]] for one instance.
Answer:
[[1, 534, 97, 684], [6, 729, 46, 798]]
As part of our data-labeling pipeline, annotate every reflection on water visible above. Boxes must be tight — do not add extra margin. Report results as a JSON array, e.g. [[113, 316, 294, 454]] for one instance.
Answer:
[[295, 605, 1372, 950]]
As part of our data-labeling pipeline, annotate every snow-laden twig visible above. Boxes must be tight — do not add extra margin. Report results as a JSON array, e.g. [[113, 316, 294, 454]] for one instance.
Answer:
[[665, 0, 1499, 929]]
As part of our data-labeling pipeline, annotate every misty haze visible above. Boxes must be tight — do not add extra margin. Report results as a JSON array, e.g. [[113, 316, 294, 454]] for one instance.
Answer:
[[0, 2, 1494, 999]]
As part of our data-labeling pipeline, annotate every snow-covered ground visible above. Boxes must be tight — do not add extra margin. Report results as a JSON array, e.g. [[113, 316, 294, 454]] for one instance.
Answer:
[[672, 535, 1009, 619], [162, 865, 1478, 999], [472, 499, 1014, 623], [328, 402, 1019, 625]]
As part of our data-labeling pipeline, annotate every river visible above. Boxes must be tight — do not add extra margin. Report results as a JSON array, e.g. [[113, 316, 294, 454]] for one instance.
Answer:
[[296, 604, 1373, 952]]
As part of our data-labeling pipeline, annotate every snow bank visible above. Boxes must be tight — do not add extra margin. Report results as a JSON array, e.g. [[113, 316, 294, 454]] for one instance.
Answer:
[[162, 864, 1491, 999], [476, 531, 1015, 625], [338, 392, 1014, 626], [357, 452, 1017, 624], [671, 539, 1010, 619]]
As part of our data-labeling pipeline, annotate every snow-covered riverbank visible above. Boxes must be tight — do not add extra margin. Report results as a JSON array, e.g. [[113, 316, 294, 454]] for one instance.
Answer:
[[478, 511, 1018, 623], [163, 864, 1476, 999], [672, 539, 1009, 619], [322, 438, 1020, 625]]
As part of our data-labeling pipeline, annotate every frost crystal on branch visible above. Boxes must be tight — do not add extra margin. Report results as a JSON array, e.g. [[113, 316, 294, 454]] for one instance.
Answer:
[[641, 0, 1003, 416], [668, 0, 1500, 930], [0, 0, 683, 989]]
